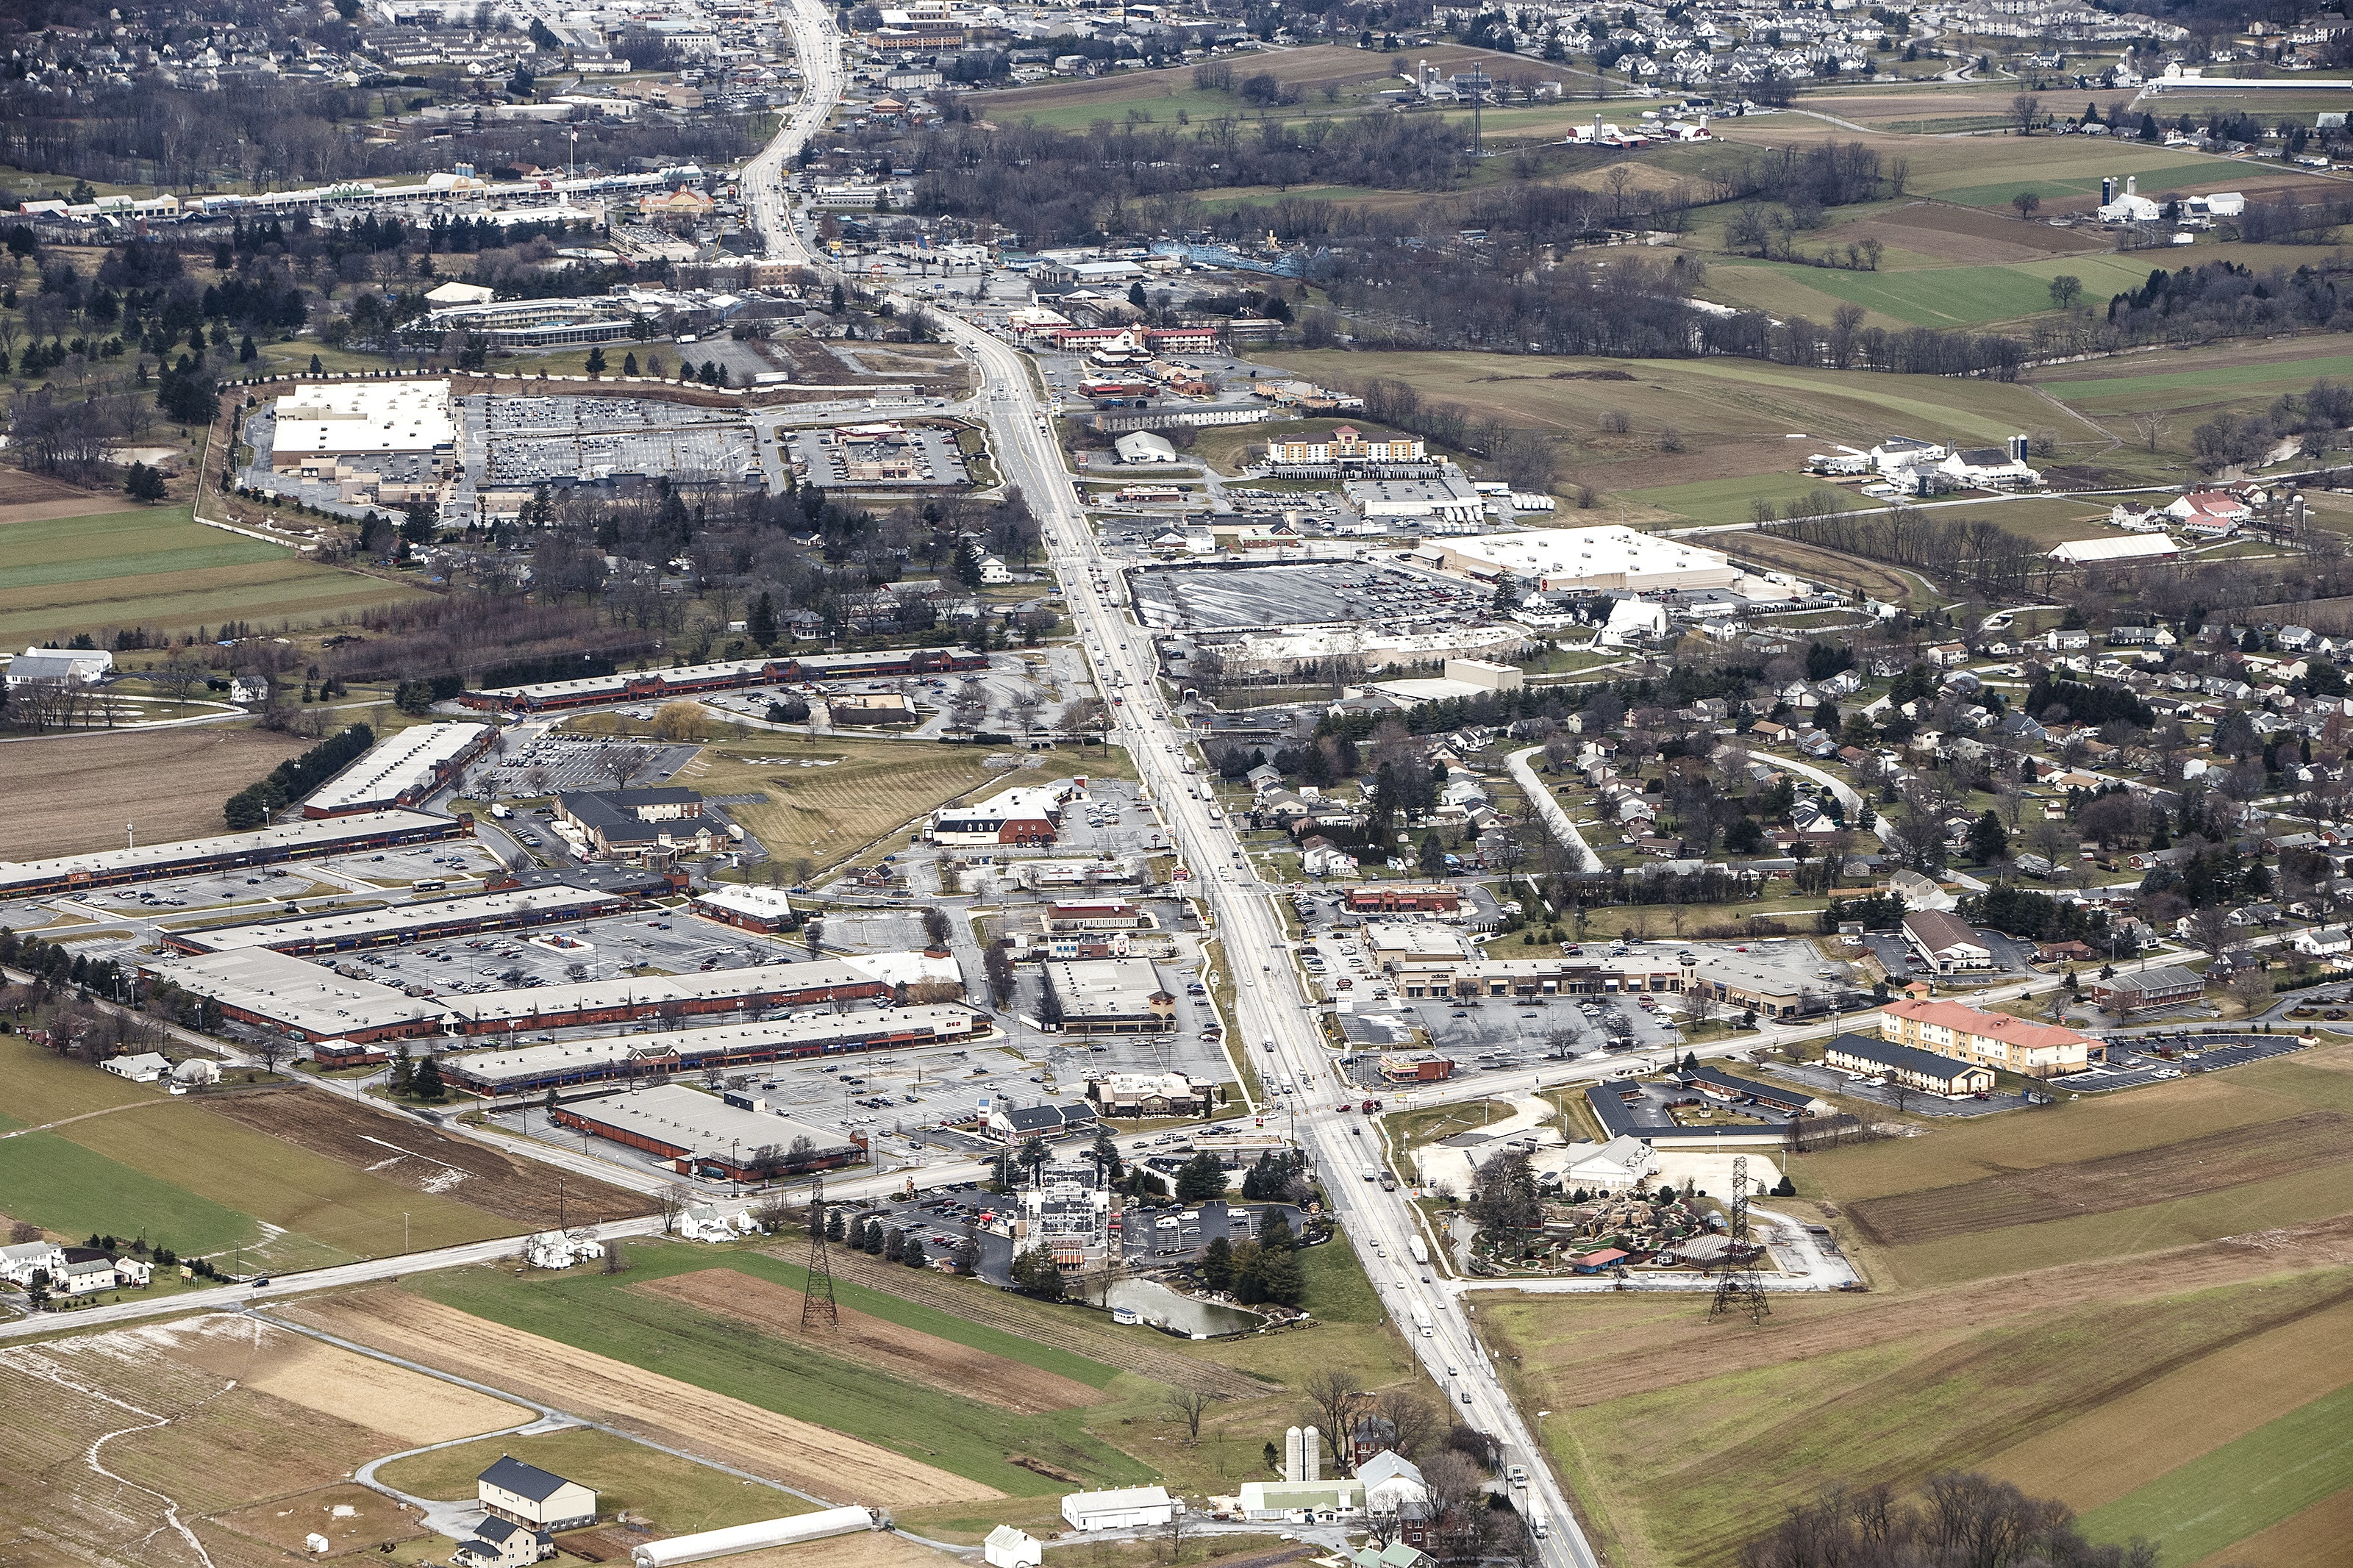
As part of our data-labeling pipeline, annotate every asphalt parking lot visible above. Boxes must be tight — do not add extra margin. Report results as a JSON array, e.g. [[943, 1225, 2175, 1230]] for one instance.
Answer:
[[1129, 560, 1488, 634], [476, 734, 700, 799], [333, 908, 809, 998], [2058, 1032, 2312, 1092]]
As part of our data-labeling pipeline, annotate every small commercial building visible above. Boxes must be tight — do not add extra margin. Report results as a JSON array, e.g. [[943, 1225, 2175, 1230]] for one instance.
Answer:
[[1902, 909, 1992, 973], [2088, 964, 2206, 1017], [690, 884, 796, 934], [1822, 1033, 1996, 1095], [551, 1084, 863, 1182], [1346, 886, 1460, 916], [1677, 1064, 1821, 1117], [1061, 1488, 1177, 1532], [1087, 1071, 1211, 1117], [1378, 1051, 1455, 1083], [1043, 958, 1176, 1033], [930, 782, 1074, 846], [557, 788, 716, 859], [478, 1456, 597, 1531]]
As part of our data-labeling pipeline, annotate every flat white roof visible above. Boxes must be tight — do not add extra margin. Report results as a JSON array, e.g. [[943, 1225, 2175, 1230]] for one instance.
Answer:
[[2052, 534, 2180, 562], [1446, 526, 1735, 584], [174, 884, 619, 953], [0, 809, 451, 892], [143, 948, 451, 1034], [273, 379, 455, 457], [564, 1081, 855, 1158], [443, 959, 881, 1026], [443, 1003, 982, 1087], [691, 884, 796, 920], [307, 723, 493, 813]]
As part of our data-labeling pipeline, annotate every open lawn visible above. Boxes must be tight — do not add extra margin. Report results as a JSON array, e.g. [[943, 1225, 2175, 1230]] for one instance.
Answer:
[[378, 1428, 812, 1533], [1703, 251, 2162, 330], [0, 505, 427, 647], [0, 725, 309, 859], [0, 1033, 164, 1124], [407, 1245, 1154, 1496]]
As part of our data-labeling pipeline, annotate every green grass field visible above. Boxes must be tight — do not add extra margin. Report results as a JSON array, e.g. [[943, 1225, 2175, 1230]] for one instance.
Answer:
[[1705, 253, 2162, 329], [377, 1429, 814, 1532], [2042, 348, 2353, 406], [0, 505, 426, 645], [0, 1130, 256, 1255], [2080, 1383, 2353, 1564], [1616, 471, 1843, 524], [0, 1035, 158, 1124], [1935, 158, 2239, 209], [410, 1247, 1154, 1495]]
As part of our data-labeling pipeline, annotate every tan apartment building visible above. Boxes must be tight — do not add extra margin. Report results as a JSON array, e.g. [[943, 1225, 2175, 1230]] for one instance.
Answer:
[[1875, 997, 2095, 1079]]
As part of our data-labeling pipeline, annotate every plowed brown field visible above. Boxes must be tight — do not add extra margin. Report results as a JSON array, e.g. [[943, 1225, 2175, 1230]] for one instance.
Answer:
[[643, 1270, 1101, 1414], [1846, 1111, 2353, 1246], [282, 1290, 999, 1506]]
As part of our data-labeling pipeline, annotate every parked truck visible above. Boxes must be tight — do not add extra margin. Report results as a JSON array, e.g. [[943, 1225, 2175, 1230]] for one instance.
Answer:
[[1408, 1236, 1430, 1266]]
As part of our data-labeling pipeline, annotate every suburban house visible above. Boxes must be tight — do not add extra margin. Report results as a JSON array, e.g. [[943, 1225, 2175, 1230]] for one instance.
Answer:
[[0, 1240, 66, 1287], [1902, 909, 1993, 973], [1877, 998, 2095, 1078], [2088, 964, 2206, 1017], [1822, 1033, 1996, 1096], [99, 1051, 174, 1082], [477, 1457, 597, 1532], [453, 1517, 554, 1568]]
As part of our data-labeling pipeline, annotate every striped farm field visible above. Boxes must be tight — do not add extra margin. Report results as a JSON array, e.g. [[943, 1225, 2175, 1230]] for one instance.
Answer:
[[0, 505, 428, 646], [2079, 1382, 2353, 1564]]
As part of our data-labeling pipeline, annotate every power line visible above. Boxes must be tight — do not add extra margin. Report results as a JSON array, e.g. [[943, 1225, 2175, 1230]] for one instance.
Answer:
[[801, 1171, 838, 1331], [1708, 1154, 1770, 1326]]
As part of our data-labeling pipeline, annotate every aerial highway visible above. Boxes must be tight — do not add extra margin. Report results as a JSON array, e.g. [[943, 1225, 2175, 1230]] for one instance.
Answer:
[[731, 22, 1600, 1561]]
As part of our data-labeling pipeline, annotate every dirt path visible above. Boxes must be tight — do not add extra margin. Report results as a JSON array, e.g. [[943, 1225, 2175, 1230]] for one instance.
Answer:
[[643, 1269, 1102, 1414], [807, 1250, 1274, 1400], [0, 1098, 178, 1139], [282, 1290, 1000, 1507]]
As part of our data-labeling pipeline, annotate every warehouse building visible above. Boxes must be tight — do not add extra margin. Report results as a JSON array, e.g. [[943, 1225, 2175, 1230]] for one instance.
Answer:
[[304, 723, 498, 817], [689, 884, 798, 934], [929, 782, 1075, 846], [139, 948, 451, 1044], [1822, 1033, 1996, 1095], [440, 958, 901, 1035], [438, 1004, 988, 1094], [0, 809, 465, 899], [163, 884, 629, 956], [1877, 997, 2096, 1078], [1042, 958, 1176, 1032], [1415, 526, 1742, 595], [459, 648, 988, 713], [270, 380, 457, 473], [551, 1083, 862, 1181], [1062, 1489, 1176, 1532]]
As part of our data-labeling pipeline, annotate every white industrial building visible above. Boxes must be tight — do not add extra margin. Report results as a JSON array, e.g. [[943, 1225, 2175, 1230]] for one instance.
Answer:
[[1415, 526, 1742, 595], [1115, 431, 1179, 464], [269, 379, 457, 469], [628, 1508, 879, 1568], [2051, 534, 2182, 566], [6, 645, 113, 687], [303, 722, 496, 817], [1062, 1488, 1178, 1531]]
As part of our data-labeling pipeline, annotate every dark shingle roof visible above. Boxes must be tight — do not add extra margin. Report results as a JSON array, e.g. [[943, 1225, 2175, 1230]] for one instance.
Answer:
[[1823, 1031, 1980, 1082], [479, 1456, 575, 1503]]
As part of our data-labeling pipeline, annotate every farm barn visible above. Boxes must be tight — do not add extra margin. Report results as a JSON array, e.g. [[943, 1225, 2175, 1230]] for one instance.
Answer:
[[478, 1456, 598, 1531]]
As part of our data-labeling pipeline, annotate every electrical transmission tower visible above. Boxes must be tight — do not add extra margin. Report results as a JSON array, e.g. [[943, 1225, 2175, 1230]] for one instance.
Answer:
[[1709, 1155, 1771, 1327], [800, 1173, 838, 1332]]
